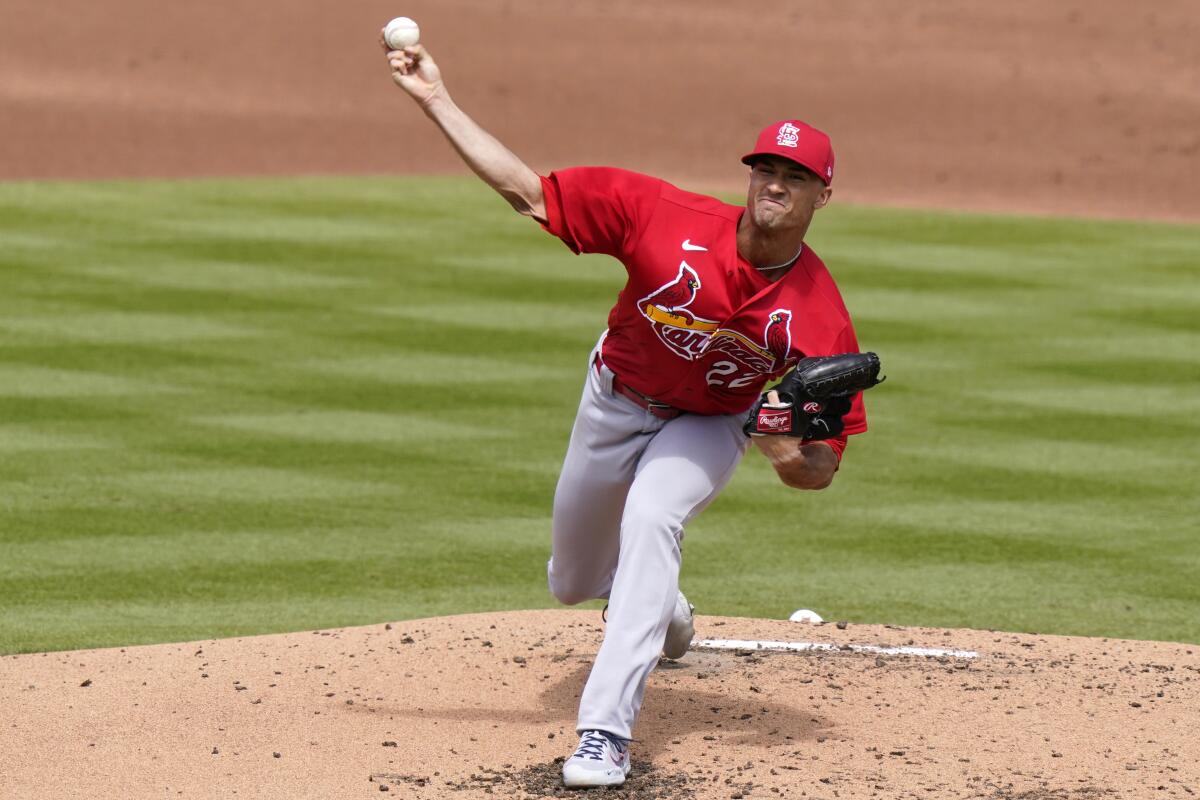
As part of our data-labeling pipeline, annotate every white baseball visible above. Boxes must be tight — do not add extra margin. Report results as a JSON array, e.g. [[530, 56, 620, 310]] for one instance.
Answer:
[[384, 17, 420, 49], [788, 609, 824, 624]]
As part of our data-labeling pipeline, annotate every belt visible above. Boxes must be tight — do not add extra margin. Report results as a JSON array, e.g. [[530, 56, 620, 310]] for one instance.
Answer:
[[594, 354, 685, 420]]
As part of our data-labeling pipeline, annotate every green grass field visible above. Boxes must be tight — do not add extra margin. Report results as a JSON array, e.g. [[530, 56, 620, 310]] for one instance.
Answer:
[[1, 177, 1197, 654]]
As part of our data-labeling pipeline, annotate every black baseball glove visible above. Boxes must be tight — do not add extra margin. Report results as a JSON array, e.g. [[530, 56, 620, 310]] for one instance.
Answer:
[[744, 352, 885, 439]]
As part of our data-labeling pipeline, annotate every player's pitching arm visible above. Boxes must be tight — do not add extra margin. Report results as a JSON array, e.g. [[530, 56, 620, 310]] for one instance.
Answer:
[[383, 40, 546, 222]]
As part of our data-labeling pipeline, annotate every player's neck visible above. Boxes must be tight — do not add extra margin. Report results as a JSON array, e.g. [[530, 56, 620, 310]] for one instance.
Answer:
[[736, 214, 808, 278]]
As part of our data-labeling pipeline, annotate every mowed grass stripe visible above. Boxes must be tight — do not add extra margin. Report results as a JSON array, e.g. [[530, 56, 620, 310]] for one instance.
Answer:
[[1, 176, 1197, 653]]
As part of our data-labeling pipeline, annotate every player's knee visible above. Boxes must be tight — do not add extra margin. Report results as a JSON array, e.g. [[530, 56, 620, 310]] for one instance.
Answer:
[[548, 575, 593, 606], [550, 584, 591, 606], [546, 562, 591, 606]]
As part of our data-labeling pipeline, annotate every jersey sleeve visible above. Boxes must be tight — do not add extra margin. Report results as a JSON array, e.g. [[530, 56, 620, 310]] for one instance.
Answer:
[[539, 167, 663, 258], [818, 435, 848, 464]]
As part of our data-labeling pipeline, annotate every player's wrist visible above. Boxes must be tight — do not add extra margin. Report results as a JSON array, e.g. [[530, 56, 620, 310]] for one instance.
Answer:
[[418, 85, 453, 115]]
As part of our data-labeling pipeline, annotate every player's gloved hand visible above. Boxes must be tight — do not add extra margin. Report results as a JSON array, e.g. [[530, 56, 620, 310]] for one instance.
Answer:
[[797, 395, 853, 440], [743, 386, 845, 438], [743, 353, 884, 438]]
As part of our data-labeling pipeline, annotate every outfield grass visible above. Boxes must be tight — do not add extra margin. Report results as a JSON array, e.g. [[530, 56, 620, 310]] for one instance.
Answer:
[[1, 177, 1197, 654]]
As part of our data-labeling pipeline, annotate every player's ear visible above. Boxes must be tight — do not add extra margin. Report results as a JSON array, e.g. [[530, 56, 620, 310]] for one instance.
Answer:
[[814, 186, 832, 209]]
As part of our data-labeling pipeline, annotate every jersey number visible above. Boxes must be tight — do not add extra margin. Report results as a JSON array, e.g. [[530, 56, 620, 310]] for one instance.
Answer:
[[705, 360, 759, 389]]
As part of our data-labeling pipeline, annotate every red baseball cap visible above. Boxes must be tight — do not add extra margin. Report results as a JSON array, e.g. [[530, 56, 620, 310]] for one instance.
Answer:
[[741, 120, 835, 185]]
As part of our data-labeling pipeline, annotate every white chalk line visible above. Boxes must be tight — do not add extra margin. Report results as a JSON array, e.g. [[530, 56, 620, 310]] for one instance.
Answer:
[[693, 638, 978, 660]]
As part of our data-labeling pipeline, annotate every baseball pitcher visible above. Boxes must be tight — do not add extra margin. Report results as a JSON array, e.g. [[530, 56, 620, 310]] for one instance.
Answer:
[[383, 36, 883, 788]]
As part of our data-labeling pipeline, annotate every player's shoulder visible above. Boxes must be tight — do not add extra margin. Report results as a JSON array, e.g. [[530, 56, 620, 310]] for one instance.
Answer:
[[658, 180, 743, 221], [552, 166, 665, 199], [551, 167, 739, 219], [796, 245, 853, 320]]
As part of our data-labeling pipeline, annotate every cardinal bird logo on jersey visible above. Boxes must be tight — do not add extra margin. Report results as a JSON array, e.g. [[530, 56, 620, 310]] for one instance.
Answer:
[[641, 263, 700, 322], [763, 310, 793, 371], [638, 262, 719, 360], [704, 307, 796, 379]]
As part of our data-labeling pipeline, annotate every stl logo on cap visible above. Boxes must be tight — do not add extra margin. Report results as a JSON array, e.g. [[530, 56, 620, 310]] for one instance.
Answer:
[[776, 122, 801, 149]]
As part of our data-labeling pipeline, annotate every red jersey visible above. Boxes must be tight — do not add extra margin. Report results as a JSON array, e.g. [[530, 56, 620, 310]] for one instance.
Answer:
[[540, 167, 868, 444]]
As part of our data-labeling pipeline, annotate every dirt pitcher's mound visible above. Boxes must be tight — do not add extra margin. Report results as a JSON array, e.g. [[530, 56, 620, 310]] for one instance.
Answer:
[[2, 611, 1198, 799]]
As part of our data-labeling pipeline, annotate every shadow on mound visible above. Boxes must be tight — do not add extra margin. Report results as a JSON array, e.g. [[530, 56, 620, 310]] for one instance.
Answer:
[[368, 654, 830, 765], [984, 789, 1115, 800], [373, 757, 698, 798]]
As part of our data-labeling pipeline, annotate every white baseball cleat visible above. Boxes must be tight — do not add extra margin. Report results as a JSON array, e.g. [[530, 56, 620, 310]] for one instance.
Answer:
[[562, 729, 631, 788], [662, 590, 695, 660]]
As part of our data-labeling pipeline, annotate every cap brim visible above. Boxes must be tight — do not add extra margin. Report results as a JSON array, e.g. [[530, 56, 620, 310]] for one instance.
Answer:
[[741, 152, 828, 184]]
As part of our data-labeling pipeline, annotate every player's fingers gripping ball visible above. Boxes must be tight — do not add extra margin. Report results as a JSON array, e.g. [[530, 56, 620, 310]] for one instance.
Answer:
[[744, 352, 885, 438]]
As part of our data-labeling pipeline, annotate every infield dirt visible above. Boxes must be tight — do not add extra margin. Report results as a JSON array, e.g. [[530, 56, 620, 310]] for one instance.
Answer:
[[2, 0, 1198, 221], [3, 611, 1198, 799]]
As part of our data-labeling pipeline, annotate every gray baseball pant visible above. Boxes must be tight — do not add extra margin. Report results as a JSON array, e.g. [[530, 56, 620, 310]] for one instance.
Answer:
[[546, 338, 750, 740]]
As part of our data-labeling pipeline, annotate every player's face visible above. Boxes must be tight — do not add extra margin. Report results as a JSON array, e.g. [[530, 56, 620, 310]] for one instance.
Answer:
[[746, 156, 832, 233]]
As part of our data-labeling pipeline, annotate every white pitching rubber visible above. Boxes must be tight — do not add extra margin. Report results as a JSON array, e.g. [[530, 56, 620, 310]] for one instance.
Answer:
[[694, 638, 978, 660]]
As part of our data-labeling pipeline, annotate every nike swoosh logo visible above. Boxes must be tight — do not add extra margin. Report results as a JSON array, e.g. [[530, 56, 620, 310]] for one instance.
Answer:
[[681, 239, 708, 251]]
